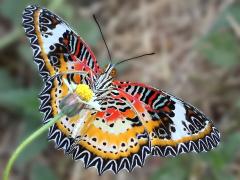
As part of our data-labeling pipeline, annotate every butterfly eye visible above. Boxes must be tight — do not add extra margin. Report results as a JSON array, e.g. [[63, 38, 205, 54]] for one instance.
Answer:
[[110, 68, 117, 77]]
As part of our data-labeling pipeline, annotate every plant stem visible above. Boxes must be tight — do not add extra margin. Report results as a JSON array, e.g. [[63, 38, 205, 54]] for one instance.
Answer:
[[3, 112, 65, 180]]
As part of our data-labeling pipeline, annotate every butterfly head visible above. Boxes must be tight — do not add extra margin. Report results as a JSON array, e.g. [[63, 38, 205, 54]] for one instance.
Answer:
[[104, 64, 117, 78]]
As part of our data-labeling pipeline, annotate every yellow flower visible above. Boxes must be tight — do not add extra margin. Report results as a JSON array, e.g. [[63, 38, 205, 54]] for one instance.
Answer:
[[75, 84, 94, 102]]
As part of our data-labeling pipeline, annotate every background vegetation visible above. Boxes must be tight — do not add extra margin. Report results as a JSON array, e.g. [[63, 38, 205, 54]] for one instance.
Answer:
[[0, 0, 240, 180]]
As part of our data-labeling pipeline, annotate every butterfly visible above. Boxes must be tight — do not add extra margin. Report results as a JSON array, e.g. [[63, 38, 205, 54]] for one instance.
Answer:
[[22, 5, 220, 175]]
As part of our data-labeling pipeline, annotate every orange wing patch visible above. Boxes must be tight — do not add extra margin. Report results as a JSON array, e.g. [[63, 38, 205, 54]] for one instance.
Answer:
[[79, 123, 147, 159], [71, 103, 150, 160]]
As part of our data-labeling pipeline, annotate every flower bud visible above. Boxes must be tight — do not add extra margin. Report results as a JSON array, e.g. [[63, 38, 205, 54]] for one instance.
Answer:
[[59, 93, 84, 117], [75, 84, 93, 102]]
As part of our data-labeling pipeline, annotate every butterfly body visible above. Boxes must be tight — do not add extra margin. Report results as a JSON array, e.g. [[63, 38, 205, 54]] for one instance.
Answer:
[[22, 5, 220, 174]]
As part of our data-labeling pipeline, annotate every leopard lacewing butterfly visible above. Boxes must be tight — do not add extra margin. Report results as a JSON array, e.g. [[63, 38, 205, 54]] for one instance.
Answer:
[[22, 5, 220, 175]]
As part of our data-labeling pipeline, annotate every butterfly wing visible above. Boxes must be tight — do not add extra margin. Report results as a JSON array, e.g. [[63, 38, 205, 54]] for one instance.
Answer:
[[114, 81, 220, 157], [37, 75, 220, 174], [70, 98, 151, 174], [40, 74, 151, 174], [22, 5, 101, 81]]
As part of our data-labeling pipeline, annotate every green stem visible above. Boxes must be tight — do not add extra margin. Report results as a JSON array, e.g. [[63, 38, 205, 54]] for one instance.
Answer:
[[3, 112, 65, 180]]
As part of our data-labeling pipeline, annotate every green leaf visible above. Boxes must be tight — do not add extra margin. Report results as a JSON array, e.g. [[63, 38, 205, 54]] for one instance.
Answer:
[[198, 31, 240, 68], [75, 19, 100, 46], [0, 28, 22, 50], [18, 45, 39, 72], [211, 5, 240, 32], [151, 157, 189, 180], [221, 133, 240, 162], [235, 98, 240, 109], [0, 88, 40, 118], [200, 132, 240, 171], [30, 163, 58, 180], [0, 0, 40, 25], [0, 70, 16, 90], [54, 2, 74, 21], [197, 3, 240, 68]]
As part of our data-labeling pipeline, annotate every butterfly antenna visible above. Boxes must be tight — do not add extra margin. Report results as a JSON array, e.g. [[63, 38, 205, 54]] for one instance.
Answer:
[[115, 52, 155, 66], [93, 14, 112, 63]]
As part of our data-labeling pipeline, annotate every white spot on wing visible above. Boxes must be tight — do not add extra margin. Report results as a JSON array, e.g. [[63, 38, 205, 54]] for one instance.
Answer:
[[42, 23, 69, 53], [93, 118, 132, 135], [71, 113, 88, 138], [170, 97, 190, 140]]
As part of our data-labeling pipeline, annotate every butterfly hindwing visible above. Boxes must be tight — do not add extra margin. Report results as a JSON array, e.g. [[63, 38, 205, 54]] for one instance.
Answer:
[[22, 5, 101, 81], [72, 100, 151, 174], [114, 81, 220, 157]]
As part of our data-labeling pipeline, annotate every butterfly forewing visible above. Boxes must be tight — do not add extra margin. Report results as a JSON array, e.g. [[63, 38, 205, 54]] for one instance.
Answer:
[[22, 5, 101, 81]]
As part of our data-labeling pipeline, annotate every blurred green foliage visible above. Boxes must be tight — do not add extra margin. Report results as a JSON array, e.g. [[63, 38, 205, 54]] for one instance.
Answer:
[[198, 4, 240, 68], [199, 31, 239, 68], [30, 163, 57, 180]]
